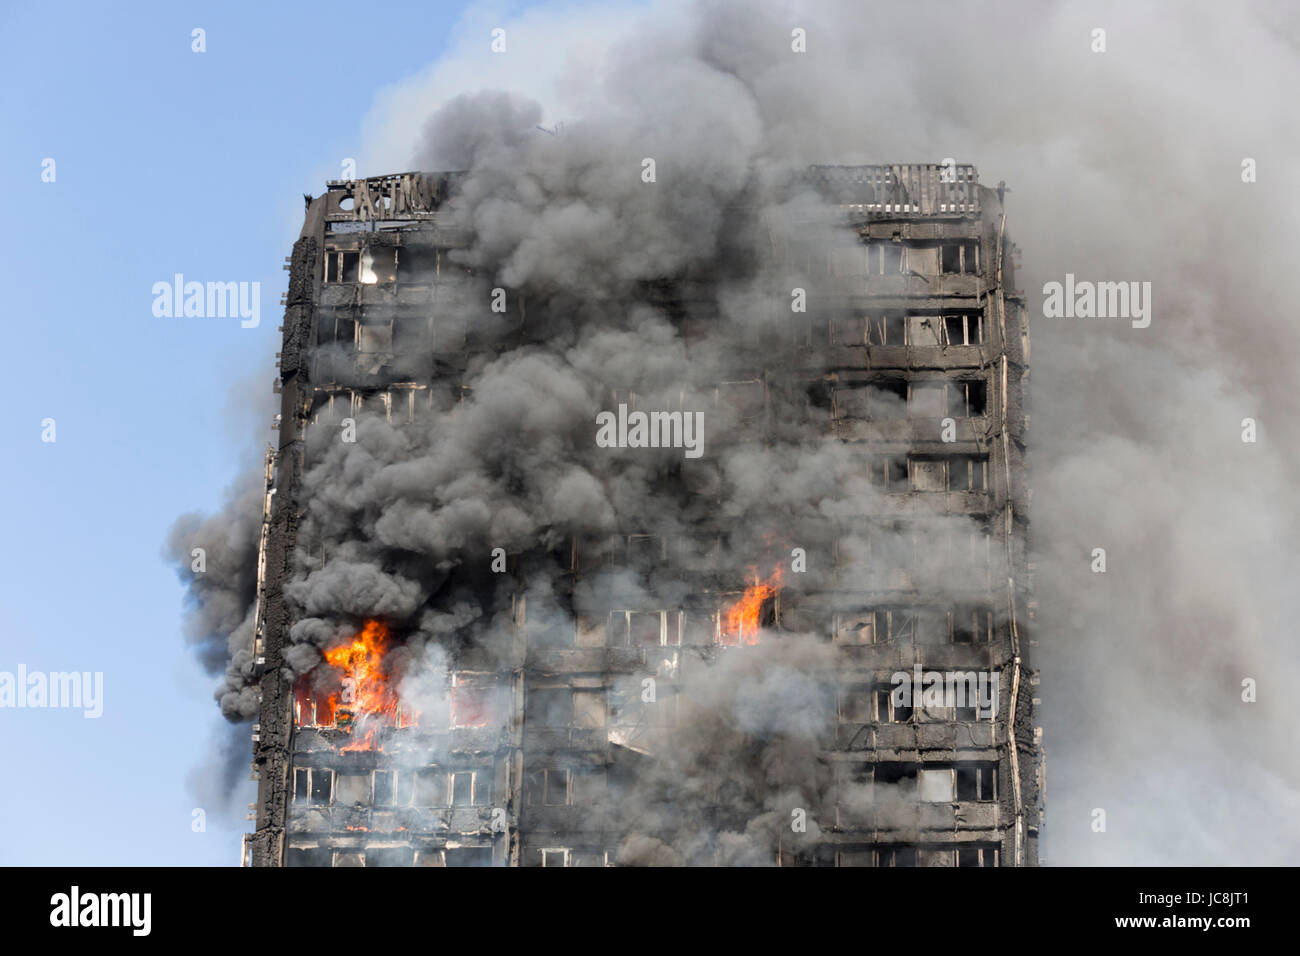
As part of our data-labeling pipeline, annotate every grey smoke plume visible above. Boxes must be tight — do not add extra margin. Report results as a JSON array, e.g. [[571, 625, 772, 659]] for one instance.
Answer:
[[166, 472, 263, 720], [172, 0, 1300, 864]]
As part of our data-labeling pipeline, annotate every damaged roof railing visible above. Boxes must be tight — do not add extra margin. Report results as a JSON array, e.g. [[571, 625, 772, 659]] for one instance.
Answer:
[[807, 163, 980, 216], [324, 172, 466, 222]]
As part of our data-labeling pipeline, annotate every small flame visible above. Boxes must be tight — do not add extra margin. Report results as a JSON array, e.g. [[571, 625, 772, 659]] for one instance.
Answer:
[[721, 566, 783, 645]]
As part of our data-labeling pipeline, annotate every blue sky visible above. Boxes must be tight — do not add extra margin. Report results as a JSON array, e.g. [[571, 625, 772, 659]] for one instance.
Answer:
[[0, 0, 474, 865]]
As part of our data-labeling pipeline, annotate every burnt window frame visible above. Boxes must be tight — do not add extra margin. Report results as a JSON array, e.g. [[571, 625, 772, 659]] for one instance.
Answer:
[[323, 247, 360, 284], [291, 767, 334, 807]]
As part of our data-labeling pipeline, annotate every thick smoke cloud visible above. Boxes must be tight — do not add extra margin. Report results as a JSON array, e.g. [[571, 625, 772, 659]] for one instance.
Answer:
[[166, 472, 263, 720], [173, 0, 1300, 864]]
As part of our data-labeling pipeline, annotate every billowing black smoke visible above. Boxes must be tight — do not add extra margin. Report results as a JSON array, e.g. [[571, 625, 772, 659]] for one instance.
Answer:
[[170, 0, 1300, 864]]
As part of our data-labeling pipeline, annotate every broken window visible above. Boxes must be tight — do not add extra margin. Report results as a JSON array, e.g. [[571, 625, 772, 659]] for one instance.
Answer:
[[717, 586, 777, 646], [876, 686, 912, 722], [527, 605, 575, 649], [833, 313, 866, 345], [445, 847, 493, 867], [875, 762, 918, 789], [412, 769, 447, 808], [832, 383, 872, 420], [309, 390, 342, 427], [683, 611, 717, 645], [904, 244, 939, 274], [866, 312, 906, 346], [450, 770, 491, 807], [875, 456, 908, 491], [387, 386, 414, 426], [339, 251, 360, 283], [956, 763, 997, 801], [335, 774, 369, 806], [572, 769, 607, 803], [292, 768, 333, 807], [449, 772, 472, 807], [830, 243, 868, 277], [913, 607, 949, 645], [884, 608, 915, 644], [871, 379, 909, 419], [833, 611, 877, 644], [717, 380, 766, 425], [953, 684, 984, 721], [908, 383, 948, 419], [918, 768, 956, 802], [874, 846, 917, 867], [958, 845, 999, 867], [606, 611, 629, 647], [802, 381, 833, 415], [392, 316, 430, 355], [906, 314, 943, 346], [880, 243, 903, 274], [360, 246, 397, 283], [526, 768, 571, 806], [949, 455, 989, 491], [372, 770, 395, 807], [323, 248, 361, 283], [626, 534, 662, 570], [665, 616, 686, 647], [399, 245, 439, 280], [946, 527, 991, 577], [525, 688, 573, 727], [940, 241, 979, 275], [941, 243, 962, 274], [952, 607, 993, 644], [863, 244, 880, 273], [572, 690, 607, 730], [943, 312, 984, 345], [293, 675, 336, 728], [838, 684, 874, 723], [292, 768, 309, 806], [949, 380, 989, 417], [917, 848, 958, 867], [451, 676, 493, 729], [286, 847, 332, 867], [310, 770, 333, 805], [316, 313, 356, 350], [840, 761, 873, 788], [540, 848, 571, 868], [609, 610, 682, 648], [909, 458, 947, 492], [365, 846, 414, 867], [355, 322, 392, 357]]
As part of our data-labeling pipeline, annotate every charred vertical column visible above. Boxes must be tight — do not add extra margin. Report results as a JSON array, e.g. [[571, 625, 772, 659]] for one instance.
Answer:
[[250, 209, 322, 867]]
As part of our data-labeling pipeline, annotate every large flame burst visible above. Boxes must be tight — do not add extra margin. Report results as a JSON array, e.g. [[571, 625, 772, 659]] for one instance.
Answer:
[[321, 619, 414, 750], [721, 566, 783, 645]]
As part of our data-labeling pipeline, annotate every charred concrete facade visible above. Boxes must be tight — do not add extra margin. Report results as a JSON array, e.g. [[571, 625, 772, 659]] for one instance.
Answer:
[[247, 165, 1042, 867]]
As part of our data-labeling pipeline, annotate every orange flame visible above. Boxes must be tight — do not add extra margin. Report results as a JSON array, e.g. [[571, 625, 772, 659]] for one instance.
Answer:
[[315, 619, 415, 750], [721, 566, 783, 645]]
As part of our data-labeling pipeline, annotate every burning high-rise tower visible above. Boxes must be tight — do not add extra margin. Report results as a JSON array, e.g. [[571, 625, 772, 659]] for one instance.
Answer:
[[241, 160, 1041, 867]]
